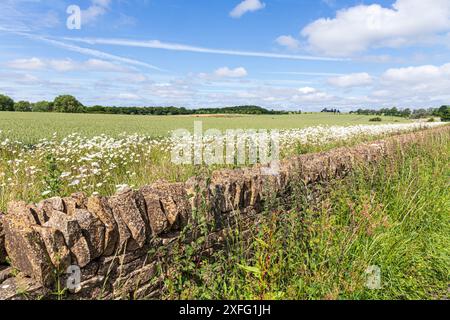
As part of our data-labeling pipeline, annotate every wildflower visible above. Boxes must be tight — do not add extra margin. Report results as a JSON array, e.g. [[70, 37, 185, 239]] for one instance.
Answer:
[[60, 172, 71, 178], [69, 179, 80, 186]]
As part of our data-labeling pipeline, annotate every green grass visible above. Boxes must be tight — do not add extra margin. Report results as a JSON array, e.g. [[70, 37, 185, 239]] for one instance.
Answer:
[[0, 112, 410, 143], [159, 129, 450, 300]]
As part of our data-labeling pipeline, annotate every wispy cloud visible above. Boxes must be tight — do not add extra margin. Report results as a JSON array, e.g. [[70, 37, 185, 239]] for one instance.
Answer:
[[275, 35, 301, 51], [327, 73, 373, 88], [230, 0, 266, 18], [37, 36, 164, 71], [5, 57, 134, 73], [61, 37, 345, 61], [0, 1, 60, 32], [0, 28, 164, 72], [82, 0, 112, 25], [214, 67, 248, 78], [264, 71, 346, 76]]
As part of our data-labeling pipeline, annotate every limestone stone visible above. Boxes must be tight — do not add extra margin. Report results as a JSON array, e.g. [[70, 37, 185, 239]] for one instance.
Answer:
[[0, 276, 48, 300], [113, 263, 157, 298], [2, 213, 54, 286], [44, 211, 91, 268], [72, 209, 105, 260], [63, 192, 88, 216], [0, 266, 12, 283], [145, 181, 191, 231], [109, 187, 149, 250], [37, 197, 65, 217], [32, 225, 71, 271], [7, 201, 40, 225], [140, 186, 168, 236], [0, 213, 6, 264], [87, 195, 118, 256]]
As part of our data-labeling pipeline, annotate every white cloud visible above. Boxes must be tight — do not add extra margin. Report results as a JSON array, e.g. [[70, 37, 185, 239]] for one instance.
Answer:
[[298, 87, 317, 94], [117, 93, 140, 100], [382, 63, 450, 83], [265, 71, 344, 77], [82, 0, 111, 25], [7, 57, 45, 70], [48, 59, 78, 72], [230, 0, 266, 18], [275, 35, 300, 50], [116, 73, 148, 83], [214, 67, 248, 78], [301, 0, 450, 56], [84, 59, 129, 72], [327, 73, 373, 88], [362, 62, 450, 106], [6, 57, 132, 73]]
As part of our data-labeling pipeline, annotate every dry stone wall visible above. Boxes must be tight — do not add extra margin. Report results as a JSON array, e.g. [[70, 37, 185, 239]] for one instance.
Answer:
[[0, 126, 448, 300]]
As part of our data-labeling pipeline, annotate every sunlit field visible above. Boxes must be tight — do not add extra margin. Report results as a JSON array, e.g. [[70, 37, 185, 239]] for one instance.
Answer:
[[0, 111, 444, 212], [0, 112, 411, 143]]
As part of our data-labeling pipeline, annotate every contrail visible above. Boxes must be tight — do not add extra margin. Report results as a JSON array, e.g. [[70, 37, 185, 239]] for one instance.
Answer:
[[62, 36, 348, 62], [0, 27, 164, 72], [36, 36, 164, 72]]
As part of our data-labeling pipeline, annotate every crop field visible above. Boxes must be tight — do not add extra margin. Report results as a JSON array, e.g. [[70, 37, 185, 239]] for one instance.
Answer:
[[0, 112, 411, 143], [0, 112, 439, 211]]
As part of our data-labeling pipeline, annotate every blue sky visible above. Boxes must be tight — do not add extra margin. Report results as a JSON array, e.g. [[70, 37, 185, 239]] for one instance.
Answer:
[[1, 0, 450, 111]]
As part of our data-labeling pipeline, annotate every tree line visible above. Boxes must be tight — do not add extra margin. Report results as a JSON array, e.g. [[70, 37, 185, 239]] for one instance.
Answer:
[[321, 108, 341, 114], [350, 106, 450, 121], [0, 93, 448, 120], [0, 94, 286, 115]]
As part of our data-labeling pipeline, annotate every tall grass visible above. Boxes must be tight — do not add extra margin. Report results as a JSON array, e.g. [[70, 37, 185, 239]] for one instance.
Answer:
[[160, 130, 450, 300]]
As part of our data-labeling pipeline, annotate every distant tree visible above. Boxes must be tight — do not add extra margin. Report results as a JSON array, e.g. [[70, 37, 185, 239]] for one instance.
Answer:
[[32, 101, 53, 112], [438, 106, 450, 121], [89, 105, 106, 113], [411, 109, 429, 119], [354, 107, 414, 118], [53, 95, 84, 113], [401, 108, 411, 118], [14, 100, 32, 112], [0, 94, 14, 111], [321, 108, 341, 113]]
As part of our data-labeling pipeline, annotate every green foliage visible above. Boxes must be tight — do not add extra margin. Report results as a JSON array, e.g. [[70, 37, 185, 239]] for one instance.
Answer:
[[85, 104, 285, 115], [435, 106, 450, 122], [354, 107, 413, 118], [43, 154, 63, 197], [32, 101, 53, 112], [53, 95, 85, 113], [0, 94, 14, 111], [14, 100, 32, 112], [369, 117, 382, 122]]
